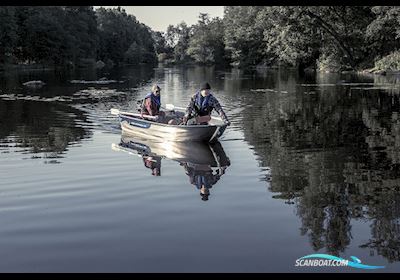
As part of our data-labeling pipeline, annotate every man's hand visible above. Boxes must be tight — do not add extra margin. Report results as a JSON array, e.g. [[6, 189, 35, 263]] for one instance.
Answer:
[[182, 115, 189, 125], [225, 120, 231, 126]]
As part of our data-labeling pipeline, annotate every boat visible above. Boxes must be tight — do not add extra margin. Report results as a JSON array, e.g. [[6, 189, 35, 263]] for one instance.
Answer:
[[112, 133, 231, 168], [110, 104, 228, 142]]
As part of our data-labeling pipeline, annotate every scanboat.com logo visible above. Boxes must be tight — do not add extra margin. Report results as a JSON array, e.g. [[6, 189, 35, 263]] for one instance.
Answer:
[[295, 254, 385, 270]]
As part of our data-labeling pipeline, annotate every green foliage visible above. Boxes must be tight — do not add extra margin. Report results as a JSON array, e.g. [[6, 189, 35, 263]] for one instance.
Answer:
[[96, 7, 156, 66], [228, 6, 375, 70], [257, 7, 321, 68], [223, 6, 265, 67], [221, 6, 381, 71], [366, 7, 400, 60], [317, 53, 343, 72], [2, 6, 400, 72], [63, 6, 99, 65], [186, 14, 226, 65], [1, 6, 157, 67], [23, 7, 67, 64], [187, 14, 213, 64], [7, 6, 99, 66], [165, 22, 192, 63], [152, 31, 173, 61], [0, 7, 18, 63], [375, 51, 400, 71]]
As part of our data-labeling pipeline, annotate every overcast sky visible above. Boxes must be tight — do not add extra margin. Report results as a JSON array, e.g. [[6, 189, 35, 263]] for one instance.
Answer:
[[94, 6, 225, 32]]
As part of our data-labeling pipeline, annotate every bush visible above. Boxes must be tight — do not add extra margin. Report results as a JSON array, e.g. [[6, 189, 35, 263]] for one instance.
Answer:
[[375, 51, 400, 71], [95, 60, 105, 69], [157, 53, 168, 62], [316, 53, 343, 73]]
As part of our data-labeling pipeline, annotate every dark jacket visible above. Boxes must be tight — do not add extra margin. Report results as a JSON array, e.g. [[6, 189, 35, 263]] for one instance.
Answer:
[[185, 92, 229, 122], [141, 92, 161, 116]]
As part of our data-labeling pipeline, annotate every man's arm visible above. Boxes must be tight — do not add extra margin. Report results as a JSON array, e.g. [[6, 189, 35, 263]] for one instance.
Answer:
[[140, 98, 147, 116], [183, 95, 196, 123], [211, 96, 229, 124], [145, 98, 155, 116], [185, 95, 196, 117]]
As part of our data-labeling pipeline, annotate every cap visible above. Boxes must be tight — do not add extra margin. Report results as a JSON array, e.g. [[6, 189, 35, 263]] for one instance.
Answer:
[[200, 82, 211, 91]]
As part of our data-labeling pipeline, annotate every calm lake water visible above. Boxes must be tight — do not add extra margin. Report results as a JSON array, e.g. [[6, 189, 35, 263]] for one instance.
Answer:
[[1, 65, 400, 272]]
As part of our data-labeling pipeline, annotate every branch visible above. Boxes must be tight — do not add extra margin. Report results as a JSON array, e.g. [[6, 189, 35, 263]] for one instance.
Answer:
[[304, 9, 355, 66]]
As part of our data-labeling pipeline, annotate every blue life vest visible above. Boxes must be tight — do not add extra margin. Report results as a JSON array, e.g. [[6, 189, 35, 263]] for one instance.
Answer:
[[144, 92, 161, 109], [194, 91, 212, 116], [195, 174, 211, 189]]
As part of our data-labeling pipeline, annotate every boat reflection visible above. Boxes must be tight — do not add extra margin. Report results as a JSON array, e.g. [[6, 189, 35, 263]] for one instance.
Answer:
[[112, 133, 231, 201]]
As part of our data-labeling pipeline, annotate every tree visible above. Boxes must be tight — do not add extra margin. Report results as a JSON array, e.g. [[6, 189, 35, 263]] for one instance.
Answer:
[[0, 7, 18, 64], [187, 13, 214, 64], [257, 7, 321, 69], [23, 7, 68, 65], [165, 22, 192, 63], [223, 6, 377, 71], [186, 14, 226, 66], [62, 6, 99, 65], [3, 5, 398, 72], [366, 7, 400, 61], [299, 6, 374, 69], [223, 6, 265, 67], [96, 7, 156, 66]]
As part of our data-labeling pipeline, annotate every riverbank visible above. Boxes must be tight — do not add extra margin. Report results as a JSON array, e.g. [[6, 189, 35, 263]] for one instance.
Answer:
[[359, 51, 400, 76], [3, 59, 400, 80], [0, 63, 54, 72]]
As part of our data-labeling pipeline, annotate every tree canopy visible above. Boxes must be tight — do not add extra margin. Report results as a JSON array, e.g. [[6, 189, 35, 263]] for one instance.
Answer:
[[0, 6, 157, 67], [1, 6, 400, 72]]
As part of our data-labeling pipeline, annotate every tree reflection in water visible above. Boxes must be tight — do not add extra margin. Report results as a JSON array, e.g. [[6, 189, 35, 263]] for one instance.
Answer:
[[0, 99, 91, 162], [0, 64, 156, 163], [236, 71, 400, 262]]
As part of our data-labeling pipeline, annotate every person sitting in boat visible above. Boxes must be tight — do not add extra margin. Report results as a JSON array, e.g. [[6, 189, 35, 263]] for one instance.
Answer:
[[140, 84, 179, 124], [140, 84, 166, 122], [182, 82, 230, 126]]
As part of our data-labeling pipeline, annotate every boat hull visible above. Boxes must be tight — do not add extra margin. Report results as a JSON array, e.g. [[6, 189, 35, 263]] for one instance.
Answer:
[[119, 112, 226, 142]]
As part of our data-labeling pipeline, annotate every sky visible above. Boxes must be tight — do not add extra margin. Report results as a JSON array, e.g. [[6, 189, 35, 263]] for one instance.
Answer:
[[94, 6, 225, 32]]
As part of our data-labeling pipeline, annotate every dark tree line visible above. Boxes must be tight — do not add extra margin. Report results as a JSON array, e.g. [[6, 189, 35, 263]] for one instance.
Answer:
[[0, 6, 157, 67], [1, 6, 400, 72], [161, 6, 400, 72]]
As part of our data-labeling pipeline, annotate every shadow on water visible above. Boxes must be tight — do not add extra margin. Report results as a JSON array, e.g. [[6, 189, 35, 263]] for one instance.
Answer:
[[112, 133, 231, 202], [0, 65, 157, 162], [235, 69, 400, 262], [0, 99, 92, 162]]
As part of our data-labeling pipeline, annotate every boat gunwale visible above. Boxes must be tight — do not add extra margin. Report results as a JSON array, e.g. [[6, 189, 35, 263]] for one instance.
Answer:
[[119, 112, 227, 129]]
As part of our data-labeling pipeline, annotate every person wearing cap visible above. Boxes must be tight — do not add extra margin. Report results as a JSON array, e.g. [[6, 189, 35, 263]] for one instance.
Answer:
[[140, 84, 166, 122], [182, 82, 230, 125]]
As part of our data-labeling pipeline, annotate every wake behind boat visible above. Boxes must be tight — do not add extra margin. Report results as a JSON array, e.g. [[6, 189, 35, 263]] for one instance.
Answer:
[[111, 105, 228, 142]]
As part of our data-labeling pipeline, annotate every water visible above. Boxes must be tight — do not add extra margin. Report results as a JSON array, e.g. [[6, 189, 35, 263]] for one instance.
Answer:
[[1, 65, 400, 272]]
